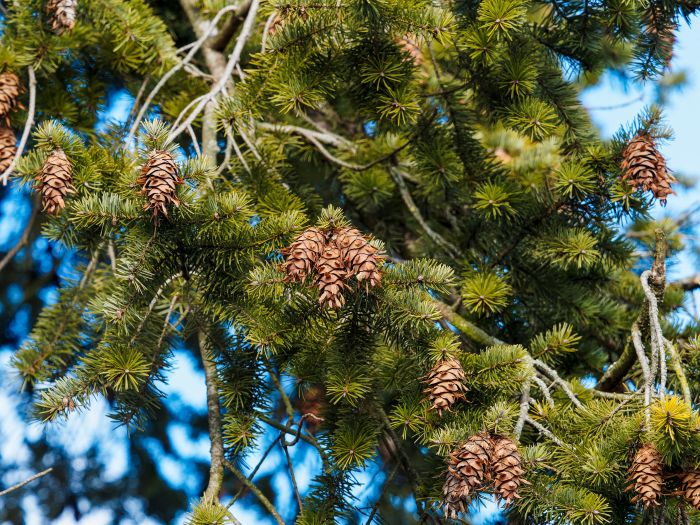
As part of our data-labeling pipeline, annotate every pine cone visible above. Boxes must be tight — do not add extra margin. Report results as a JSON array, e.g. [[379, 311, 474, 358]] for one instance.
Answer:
[[442, 432, 492, 517], [281, 227, 328, 283], [423, 358, 467, 416], [335, 227, 383, 287], [626, 443, 663, 508], [491, 436, 525, 505], [316, 240, 346, 309], [679, 471, 700, 510], [36, 149, 75, 215], [47, 0, 77, 34], [136, 150, 183, 219], [0, 71, 20, 120], [621, 133, 676, 204], [0, 127, 16, 173]]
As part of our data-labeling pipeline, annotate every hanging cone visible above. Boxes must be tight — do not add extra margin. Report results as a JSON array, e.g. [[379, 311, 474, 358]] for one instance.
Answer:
[[281, 227, 328, 283], [621, 133, 675, 204], [678, 471, 700, 510], [335, 227, 383, 287], [442, 432, 492, 518], [316, 240, 346, 309], [136, 150, 183, 219], [626, 443, 663, 508], [35, 149, 75, 215], [0, 71, 20, 121], [0, 127, 16, 173], [423, 358, 467, 416], [47, 0, 77, 34], [491, 436, 525, 505]]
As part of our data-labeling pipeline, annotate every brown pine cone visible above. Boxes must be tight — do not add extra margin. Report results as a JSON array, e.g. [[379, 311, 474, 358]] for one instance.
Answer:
[[626, 443, 663, 508], [0, 127, 16, 173], [281, 227, 327, 283], [335, 227, 383, 287], [47, 0, 77, 34], [423, 358, 467, 416], [679, 471, 700, 510], [36, 149, 75, 215], [0, 72, 20, 120], [136, 150, 183, 219], [316, 240, 346, 309], [621, 133, 675, 204], [442, 432, 492, 517], [491, 435, 525, 505]]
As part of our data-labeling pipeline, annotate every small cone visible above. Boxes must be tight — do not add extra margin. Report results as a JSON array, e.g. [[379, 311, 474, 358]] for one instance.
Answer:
[[136, 150, 183, 219], [316, 240, 346, 309], [626, 443, 663, 508], [281, 227, 328, 283], [335, 227, 383, 287], [47, 0, 77, 34], [0, 72, 20, 120], [0, 127, 16, 173], [679, 471, 700, 510], [423, 358, 467, 416], [491, 436, 525, 505], [621, 133, 675, 204], [36, 149, 75, 215], [442, 432, 492, 518]]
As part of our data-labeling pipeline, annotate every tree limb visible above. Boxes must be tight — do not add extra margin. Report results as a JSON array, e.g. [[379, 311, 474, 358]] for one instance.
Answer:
[[198, 330, 224, 504], [0, 194, 39, 274]]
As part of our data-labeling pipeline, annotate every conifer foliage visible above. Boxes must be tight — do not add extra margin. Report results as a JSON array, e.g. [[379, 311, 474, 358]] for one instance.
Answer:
[[1, 0, 700, 523]]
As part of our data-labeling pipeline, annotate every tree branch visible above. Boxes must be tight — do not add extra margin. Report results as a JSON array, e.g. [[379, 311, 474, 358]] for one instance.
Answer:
[[0, 468, 52, 497], [198, 330, 224, 503], [0, 194, 39, 273], [224, 460, 285, 525], [2, 65, 36, 185], [209, 0, 253, 52]]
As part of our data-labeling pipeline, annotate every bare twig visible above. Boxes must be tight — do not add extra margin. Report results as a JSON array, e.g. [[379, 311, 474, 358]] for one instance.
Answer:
[[225, 460, 284, 525], [524, 416, 564, 446], [167, 0, 261, 145], [390, 168, 460, 258], [514, 380, 531, 439], [2, 65, 36, 185], [532, 359, 583, 409], [0, 195, 39, 273], [126, 4, 242, 147], [0, 468, 53, 497]]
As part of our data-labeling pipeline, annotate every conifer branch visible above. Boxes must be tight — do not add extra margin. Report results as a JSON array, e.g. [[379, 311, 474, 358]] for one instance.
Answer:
[[514, 380, 531, 439], [532, 359, 583, 409], [524, 416, 564, 447], [432, 300, 503, 347], [209, 0, 253, 52], [2, 65, 35, 185], [0, 194, 39, 273], [199, 330, 225, 504], [224, 459, 285, 525], [0, 468, 53, 497], [257, 414, 330, 471]]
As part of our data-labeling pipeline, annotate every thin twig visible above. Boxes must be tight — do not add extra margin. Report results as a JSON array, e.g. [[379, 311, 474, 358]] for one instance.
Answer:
[[224, 460, 284, 525], [514, 380, 531, 439], [532, 359, 583, 409], [364, 462, 400, 525], [389, 167, 460, 257], [2, 66, 36, 185], [0, 468, 53, 497], [0, 195, 39, 273], [280, 439, 303, 512], [632, 323, 652, 429], [524, 416, 564, 446], [665, 339, 691, 404]]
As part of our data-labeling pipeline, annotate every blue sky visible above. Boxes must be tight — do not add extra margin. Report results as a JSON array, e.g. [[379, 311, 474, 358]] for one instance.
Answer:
[[1, 21, 700, 525]]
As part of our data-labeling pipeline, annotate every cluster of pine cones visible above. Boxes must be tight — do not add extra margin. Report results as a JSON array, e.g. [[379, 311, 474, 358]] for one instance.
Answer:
[[443, 432, 525, 517], [423, 356, 467, 416], [627, 443, 700, 510], [281, 226, 383, 308], [620, 132, 675, 205]]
